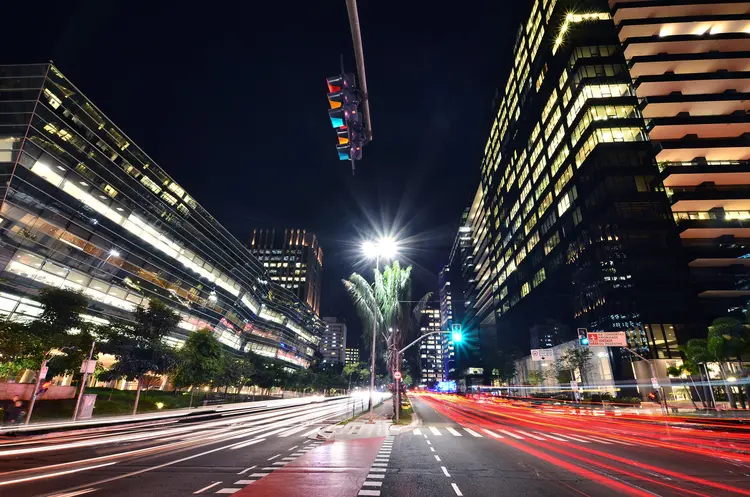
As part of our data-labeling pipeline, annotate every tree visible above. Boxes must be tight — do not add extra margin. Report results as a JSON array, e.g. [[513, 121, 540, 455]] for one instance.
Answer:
[[101, 300, 180, 414], [494, 349, 518, 386], [708, 317, 746, 408], [558, 347, 593, 390], [527, 370, 545, 388], [0, 318, 43, 380], [175, 329, 224, 406], [343, 261, 431, 414]]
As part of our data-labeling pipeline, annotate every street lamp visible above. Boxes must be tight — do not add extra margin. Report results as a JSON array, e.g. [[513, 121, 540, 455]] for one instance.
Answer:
[[361, 237, 399, 423]]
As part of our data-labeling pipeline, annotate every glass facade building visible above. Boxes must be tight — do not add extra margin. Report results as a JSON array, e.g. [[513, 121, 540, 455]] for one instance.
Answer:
[[0, 63, 323, 368], [419, 304, 444, 384], [608, 0, 750, 320], [248, 228, 323, 316], [454, 0, 701, 387], [320, 317, 346, 365]]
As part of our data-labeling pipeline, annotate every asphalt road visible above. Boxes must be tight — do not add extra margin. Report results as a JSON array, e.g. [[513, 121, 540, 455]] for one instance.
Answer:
[[382, 393, 750, 497], [0, 396, 358, 496]]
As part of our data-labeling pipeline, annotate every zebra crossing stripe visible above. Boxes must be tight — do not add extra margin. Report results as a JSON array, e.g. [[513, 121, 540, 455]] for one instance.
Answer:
[[463, 428, 483, 437], [446, 427, 462, 436]]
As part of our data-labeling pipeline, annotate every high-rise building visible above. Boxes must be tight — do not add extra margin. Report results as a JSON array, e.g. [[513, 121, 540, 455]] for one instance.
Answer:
[[466, 0, 698, 386], [608, 0, 750, 323], [438, 265, 455, 380], [320, 317, 346, 365], [0, 63, 323, 367], [345, 348, 359, 366], [248, 229, 323, 315], [419, 303, 444, 384]]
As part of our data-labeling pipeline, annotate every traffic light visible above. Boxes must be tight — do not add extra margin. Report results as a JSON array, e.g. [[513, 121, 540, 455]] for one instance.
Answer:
[[37, 381, 51, 396], [451, 324, 463, 343], [577, 328, 589, 346], [326, 72, 366, 162]]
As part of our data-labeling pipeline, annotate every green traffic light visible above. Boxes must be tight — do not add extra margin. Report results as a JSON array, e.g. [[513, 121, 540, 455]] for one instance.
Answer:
[[451, 330, 463, 343]]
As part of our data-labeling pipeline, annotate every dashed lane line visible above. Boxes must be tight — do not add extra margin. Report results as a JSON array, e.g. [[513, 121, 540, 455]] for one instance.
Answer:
[[267, 454, 281, 461], [451, 482, 464, 496], [237, 465, 257, 475], [193, 481, 222, 494], [441, 466, 451, 477]]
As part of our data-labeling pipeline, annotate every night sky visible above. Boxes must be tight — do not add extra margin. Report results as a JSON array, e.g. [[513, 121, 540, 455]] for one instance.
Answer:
[[7, 1, 525, 348]]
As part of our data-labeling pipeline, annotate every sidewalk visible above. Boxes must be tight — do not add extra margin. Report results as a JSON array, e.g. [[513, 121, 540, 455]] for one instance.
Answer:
[[335, 401, 393, 440]]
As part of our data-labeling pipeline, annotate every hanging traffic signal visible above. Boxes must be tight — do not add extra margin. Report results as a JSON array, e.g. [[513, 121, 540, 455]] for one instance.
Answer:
[[326, 72, 366, 163], [577, 328, 589, 346]]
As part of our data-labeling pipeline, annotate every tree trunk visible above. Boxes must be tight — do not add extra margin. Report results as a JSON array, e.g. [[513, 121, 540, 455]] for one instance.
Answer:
[[133, 376, 143, 416], [189, 387, 195, 408], [109, 386, 114, 401]]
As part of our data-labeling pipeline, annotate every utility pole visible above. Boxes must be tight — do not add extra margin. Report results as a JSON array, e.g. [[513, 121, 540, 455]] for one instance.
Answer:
[[344, 0, 372, 142], [368, 254, 380, 423]]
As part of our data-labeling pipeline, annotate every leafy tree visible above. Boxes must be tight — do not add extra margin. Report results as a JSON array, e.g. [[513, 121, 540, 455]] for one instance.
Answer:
[[494, 349, 518, 385], [175, 329, 224, 406], [0, 318, 43, 379], [101, 300, 180, 414], [559, 347, 593, 386], [527, 370, 545, 387]]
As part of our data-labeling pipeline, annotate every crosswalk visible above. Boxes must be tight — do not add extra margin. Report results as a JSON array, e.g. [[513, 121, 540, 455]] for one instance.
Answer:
[[413, 426, 634, 446]]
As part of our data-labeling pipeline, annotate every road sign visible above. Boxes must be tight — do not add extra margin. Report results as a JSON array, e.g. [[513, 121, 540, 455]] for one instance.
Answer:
[[586, 331, 627, 347], [530, 349, 554, 361], [39, 366, 48, 379], [651, 377, 660, 389], [393, 371, 402, 381], [80, 359, 97, 374]]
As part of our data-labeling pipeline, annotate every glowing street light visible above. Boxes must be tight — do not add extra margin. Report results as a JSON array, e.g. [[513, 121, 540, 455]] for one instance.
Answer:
[[361, 236, 400, 423]]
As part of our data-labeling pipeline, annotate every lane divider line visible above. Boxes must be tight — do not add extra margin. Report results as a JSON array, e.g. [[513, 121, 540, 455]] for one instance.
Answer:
[[193, 481, 222, 494]]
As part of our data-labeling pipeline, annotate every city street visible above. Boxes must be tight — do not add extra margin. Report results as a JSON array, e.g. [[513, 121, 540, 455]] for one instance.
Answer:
[[0, 396, 359, 496]]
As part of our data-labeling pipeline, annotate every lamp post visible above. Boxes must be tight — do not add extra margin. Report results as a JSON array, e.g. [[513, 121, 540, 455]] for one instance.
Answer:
[[362, 237, 398, 423]]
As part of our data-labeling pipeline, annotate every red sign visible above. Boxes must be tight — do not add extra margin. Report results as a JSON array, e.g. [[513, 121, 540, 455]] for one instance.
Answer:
[[393, 371, 402, 380]]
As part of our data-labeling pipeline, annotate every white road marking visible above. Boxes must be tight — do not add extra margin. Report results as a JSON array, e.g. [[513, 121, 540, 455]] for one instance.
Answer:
[[463, 428, 483, 438], [413, 428, 422, 435], [261, 467, 278, 471], [301, 428, 320, 437], [367, 473, 386, 479], [426, 440, 432, 445], [430, 447, 435, 452], [429, 427, 442, 436], [50, 490, 98, 497], [216, 489, 240, 495], [499, 430, 524, 440], [446, 427, 462, 436], [554, 433, 590, 443], [194, 482, 222, 495], [358, 491, 381, 496], [481, 429, 503, 438], [516, 430, 546, 441], [605, 438, 635, 446], [230, 438, 266, 450], [372, 462, 388, 467], [237, 464, 257, 475], [291, 453, 305, 456], [288, 445, 299, 451], [535, 432, 566, 441], [587, 436, 614, 445], [362, 481, 383, 487], [279, 426, 308, 437], [441, 466, 451, 477], [272, 462, 287, 466], [0, 462, 117, 487], [451, 483, 463, 496], [434, 455, 441, 462], [234, 480, 256, 485], [248, 473, 270, 478], [423, 434, 428, 439], [267, 454, 282, 461], [369, 468, 387, 472], [375, 459, 389, 463]]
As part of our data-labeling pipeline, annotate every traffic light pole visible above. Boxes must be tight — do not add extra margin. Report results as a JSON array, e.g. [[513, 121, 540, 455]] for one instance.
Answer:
[[394, 330, 452, 424], [73, 340, 96, 421], [344, 0, 372, 142], [25, 358, 48, 425]]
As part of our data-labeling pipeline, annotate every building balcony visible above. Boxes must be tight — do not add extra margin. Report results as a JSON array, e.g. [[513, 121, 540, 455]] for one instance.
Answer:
[[623, 34, 750, 59], [610, 1, 750, 26], [618, 15, 750, 41], [635, 71, 750, 99], [646, 114, 750, 140], [629, 52, 750, 80], [641, 92, 750, 118], [667, 186, 750, 204], [673, 210, 750, 240], [655, 135, 750, 163]]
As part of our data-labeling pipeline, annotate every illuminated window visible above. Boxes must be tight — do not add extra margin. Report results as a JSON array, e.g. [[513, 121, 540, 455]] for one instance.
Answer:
[[524, 214, 538, 235], [535, 173, 550, 199], [557, 187, 577, 216], [104, 184, 118, 198], [520, 180, 532, 203], [161, 191, 178, 206], [550, 145, 569, 177], [541, 89, 558, 123], [554, 166, 574, 195], [538, 192, 553, 217], [140, 175, 162, 194], [544, 108, 561, 141], [547, 126, 565, 158], [43, 88, 62, 109], [544, 231, 560, 255], [168, 182, 185, 198], [527, 231, 540, 252], [533, 268, 546, 287], [521, 282, 531, 297], [559, 69, 568, 90]]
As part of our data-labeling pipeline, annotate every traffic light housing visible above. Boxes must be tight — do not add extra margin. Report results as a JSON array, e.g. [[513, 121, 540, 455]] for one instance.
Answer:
[[326, 72, 366, 162], [577, 328, 589, 346]]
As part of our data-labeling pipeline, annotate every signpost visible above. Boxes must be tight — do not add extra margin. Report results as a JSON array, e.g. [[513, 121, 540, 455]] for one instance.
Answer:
[[530, 349, 554, 361], [393, 371, 402, 381], [586, 332, 627, 347]]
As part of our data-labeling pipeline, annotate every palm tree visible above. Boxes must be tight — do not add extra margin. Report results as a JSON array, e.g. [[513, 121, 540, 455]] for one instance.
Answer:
[[343, 261, 431, 379]]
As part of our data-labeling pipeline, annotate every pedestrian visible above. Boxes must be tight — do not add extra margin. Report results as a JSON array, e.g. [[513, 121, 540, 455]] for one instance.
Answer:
[[2, 395, 20, 424], [4, 396, 25, 424]]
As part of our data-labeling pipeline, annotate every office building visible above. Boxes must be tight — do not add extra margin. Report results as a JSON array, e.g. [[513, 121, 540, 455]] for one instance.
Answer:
[[419, 303, 444, 384], [248, 228, 323, 315], [320, 317, 346, 364], [467, 0, 697, 385], [608, 0, 750, 323], [345, 347, 359, 366], [0, 63, 323, 367]]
